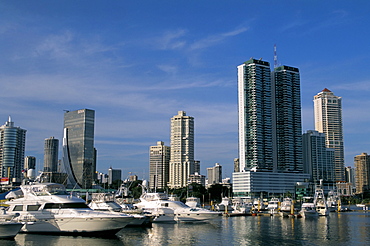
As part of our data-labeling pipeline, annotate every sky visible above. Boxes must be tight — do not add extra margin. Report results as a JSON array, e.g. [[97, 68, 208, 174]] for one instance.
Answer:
[[1, 1, 370, 180]]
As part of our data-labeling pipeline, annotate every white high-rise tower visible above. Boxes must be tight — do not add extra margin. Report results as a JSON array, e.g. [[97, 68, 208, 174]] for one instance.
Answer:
[[314, 88, 345, 181], [168, 111, 194, 188]]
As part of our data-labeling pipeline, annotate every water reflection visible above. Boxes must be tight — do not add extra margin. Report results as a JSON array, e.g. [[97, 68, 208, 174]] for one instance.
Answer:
[[0, 213, 369, 245]]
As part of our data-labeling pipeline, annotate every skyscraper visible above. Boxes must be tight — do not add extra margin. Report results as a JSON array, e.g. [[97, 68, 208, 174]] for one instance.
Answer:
[[207, 163, 222, 187], [63, 109, 95, 189], [314, 89, 345, 181], [354, 153, 370, 194], [168, 111, 195, 189], [24, 156, 36, 170], [237, 59, 273, 171], [302, 130, 335, 183], [108, 167, 122, 185], [149, 141, 170, 190], [43, 136, 59, 173], [0, 116, 26, 183], [272, 65, 303, 172], [233, 58, 309, 197]]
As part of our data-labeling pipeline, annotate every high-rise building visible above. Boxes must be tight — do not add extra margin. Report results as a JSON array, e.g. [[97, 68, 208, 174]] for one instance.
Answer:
[[63, 109, 95, 189], [237, 59, 273, 171], [24, 156, 36, 170], [354, 153, 370, 194], [272, 65, 303, 172], [108, 167, 122, 185], [0, 116, 26, 184], [345, 166, 356, 189], [149, 141, 170, 190], [168, 111, 195, 188], [207, 163, 222, 187], [302, 130, 335, 183], [233, 58, 309, 197], [314, 88, 345, 181], [43, 137, 59, 173]]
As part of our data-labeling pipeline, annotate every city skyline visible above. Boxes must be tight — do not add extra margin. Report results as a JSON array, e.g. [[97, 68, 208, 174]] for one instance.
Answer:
[[1, 2, 370, 179]]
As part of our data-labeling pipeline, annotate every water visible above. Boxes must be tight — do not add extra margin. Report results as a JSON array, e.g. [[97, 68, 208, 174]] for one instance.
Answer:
[[1, 212, 369, 246]]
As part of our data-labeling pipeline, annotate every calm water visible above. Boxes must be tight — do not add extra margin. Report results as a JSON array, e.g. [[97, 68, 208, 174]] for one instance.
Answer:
[[1, 211, 369, 246]]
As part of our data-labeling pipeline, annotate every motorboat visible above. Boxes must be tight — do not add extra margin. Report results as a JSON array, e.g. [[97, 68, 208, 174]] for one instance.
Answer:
[[280, 198, 293, 212], [231, 198, 252, 214], [215, 197, 233, 212], [88, 193, 152, 227], [252, 198, 267, 212], [326, 190, 340, 212], [314, 187, 329, 216], [0, 208, 23, 239], [5, 182, 135, 236], [134, 192, 221, 223], [299, 197, 319, 218], [267, 198, 280, 214]]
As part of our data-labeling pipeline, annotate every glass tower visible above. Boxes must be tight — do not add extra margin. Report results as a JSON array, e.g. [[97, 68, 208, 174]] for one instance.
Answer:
[[43, 136, 59, 173], [314, 89, 345, 181], [0, 116, 26, 183], [63, 109, 95, 189], [272, 65, 303, 172], [149, 141, 170, 190], [237, 59, 273, 171]]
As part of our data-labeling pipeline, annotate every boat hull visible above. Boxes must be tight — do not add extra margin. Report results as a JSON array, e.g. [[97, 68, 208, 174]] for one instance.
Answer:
[[0, 222, 24, 239]]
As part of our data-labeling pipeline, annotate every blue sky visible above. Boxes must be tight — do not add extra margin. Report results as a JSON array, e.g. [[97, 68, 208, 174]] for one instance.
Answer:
[[1, 1, 370, 180]]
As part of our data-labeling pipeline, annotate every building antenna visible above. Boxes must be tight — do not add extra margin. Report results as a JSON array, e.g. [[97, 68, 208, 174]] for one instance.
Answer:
[[274, 44, 279, 68]]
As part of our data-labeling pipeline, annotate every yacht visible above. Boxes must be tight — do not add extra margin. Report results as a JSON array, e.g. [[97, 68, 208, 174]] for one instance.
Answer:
[[88, 193, 152, 227], [215, 197, 233, 212], [299, 197, 319, 218], [267, 198, 280, 214], [314, 187, 329, 216], [5, 182, 135, 236], [134, 192, 221, 223], [231, 198, 252, 214], [326, 190, 340, 212], [280, 198, 293, 212]]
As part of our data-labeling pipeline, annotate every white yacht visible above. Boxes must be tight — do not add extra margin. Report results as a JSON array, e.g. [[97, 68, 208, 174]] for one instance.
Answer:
[[215, 197, 233, 212], [231, 198, 252, 214], [280, 198, 293, 213], [299, 197, 319, 218], [134, 192, 221, 223], [88, 193, 152, 227], [5, 182, 135, 236], [326, 190, 340, 212], [314, 187, 329, 216], [267, 198, 280, 213], [185, 197, 201, 208]]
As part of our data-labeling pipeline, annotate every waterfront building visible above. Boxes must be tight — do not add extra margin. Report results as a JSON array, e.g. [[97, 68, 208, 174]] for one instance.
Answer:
[[234, 58, 309, 197], [237, 59, 273, 171], [43, 137, 59, 173], [63, 109, 95, 189], [302, 130, 335, 183], [0, 117, 26, 184], [272, 65, 303, 172], [168, 111, 195, 189], [207, 163, 222, 187], [354, 153, 370, 194], [314, 88, 345, 181], [345, 166, 356, 190], [108, 167, 122, 185], [24, 156, 36, 170], [149, 141, 170, 190], [188, 172, 206, 187]]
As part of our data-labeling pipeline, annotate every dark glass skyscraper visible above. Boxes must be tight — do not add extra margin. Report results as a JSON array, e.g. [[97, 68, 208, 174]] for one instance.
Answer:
[[63, 109, 95, 189], [0, 116, 26, 183], [43, 136, 59, 173], [272, 65, 303, 172]]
